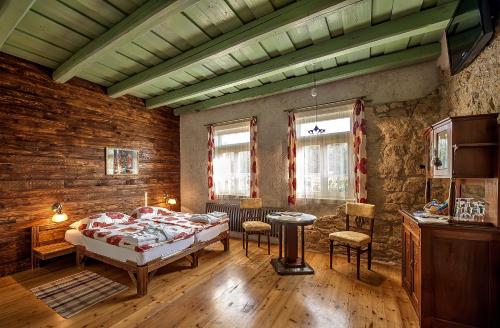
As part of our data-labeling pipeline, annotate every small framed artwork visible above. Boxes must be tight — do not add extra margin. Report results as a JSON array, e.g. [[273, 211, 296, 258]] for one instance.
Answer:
[[105, 147, 139, 175]]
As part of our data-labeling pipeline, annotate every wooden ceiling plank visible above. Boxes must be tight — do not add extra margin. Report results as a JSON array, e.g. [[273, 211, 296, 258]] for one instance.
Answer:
[[225, 0, 255, 23], [134, 32, 181, 59], [107, 0, 359, 97], [146, 1, 456, 108], [0, 0, 34, 49], [163, 13, 211, 47], [7, 30, 72, 62], [31, 0, 107, 39], [184, 63, 218, 81], [77, 71, 114, 87], [243, 0, 275, 18], [341, 0, 372, 63], [1, 43, 58, 68], [172, 43, 441, 114], [183, 5, 223, 38], [107, 0, 149, 15], [97, 52, 148, 76], [382, 0, 424, 54], [16, 11, 90, 51], [52, 0, 201, 83], [391, 0, 424, 19], [150, 78, 184, 92], [116, 43, 164, 67], [195, 0, 243, 34], [287, 25, 313, 49], [372, 0, 394, 24], [151, 25, 192, 52]]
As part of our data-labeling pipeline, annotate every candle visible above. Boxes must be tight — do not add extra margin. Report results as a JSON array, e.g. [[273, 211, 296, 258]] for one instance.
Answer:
[[144, 191, 148, 206]]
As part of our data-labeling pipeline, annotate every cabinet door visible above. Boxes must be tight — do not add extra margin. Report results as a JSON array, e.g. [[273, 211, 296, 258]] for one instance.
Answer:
[[402, 227, 412, 292], [410, 236, 420, 310], [432, 124, 452, 177]]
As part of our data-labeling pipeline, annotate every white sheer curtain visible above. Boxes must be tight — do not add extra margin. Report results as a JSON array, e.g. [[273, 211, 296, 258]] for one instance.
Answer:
[[295, 105, 354, 205], [213, 121, 251, 198]]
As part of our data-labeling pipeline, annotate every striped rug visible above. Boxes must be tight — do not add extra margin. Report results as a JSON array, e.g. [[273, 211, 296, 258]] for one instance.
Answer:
[[31, 270, 128, 318]]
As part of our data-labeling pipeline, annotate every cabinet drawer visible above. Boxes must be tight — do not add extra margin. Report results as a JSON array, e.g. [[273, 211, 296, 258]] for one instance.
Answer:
[[403, 215, 420, 238]]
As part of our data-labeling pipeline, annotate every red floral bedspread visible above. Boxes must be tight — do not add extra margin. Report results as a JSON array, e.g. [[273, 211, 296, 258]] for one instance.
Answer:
[[81, 213, 228, 253]]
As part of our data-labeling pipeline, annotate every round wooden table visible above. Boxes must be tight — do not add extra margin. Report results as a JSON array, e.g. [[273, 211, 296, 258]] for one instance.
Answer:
[[267, 212, 317, 275]]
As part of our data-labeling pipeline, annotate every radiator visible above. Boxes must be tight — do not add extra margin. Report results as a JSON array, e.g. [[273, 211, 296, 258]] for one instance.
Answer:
[[206, 202, 285, 237]]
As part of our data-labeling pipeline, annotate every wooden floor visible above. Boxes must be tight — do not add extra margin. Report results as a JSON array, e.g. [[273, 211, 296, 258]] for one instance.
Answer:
[[0, 239, 418, 328]]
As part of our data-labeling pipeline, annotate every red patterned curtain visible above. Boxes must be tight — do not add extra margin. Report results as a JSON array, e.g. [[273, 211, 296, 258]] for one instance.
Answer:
[[250, 116, 259, 198], [287, 112, 297, 205], [207, 125, 216, 200], [353, 99, 367, 203]]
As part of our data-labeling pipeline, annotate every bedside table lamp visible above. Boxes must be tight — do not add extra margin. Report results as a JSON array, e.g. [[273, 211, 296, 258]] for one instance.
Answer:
[[51, 203, 68, 223], [163, 193, 177, 210]]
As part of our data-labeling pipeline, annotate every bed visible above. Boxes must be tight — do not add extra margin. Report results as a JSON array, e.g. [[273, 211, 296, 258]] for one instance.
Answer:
[[65, 210, 229, 296]]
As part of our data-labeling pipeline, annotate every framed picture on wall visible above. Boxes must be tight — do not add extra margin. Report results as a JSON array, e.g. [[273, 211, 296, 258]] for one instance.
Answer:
[[105, 147, 139, 175]]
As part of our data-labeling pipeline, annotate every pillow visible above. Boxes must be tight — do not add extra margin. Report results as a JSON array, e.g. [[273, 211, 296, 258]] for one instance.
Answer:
[[130, 206, 173, 219], [69, 220, 81, 229], [78, 212, 131, 230]]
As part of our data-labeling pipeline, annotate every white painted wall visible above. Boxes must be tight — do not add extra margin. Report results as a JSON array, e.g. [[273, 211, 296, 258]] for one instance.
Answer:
[[180, 61, 441, 214]]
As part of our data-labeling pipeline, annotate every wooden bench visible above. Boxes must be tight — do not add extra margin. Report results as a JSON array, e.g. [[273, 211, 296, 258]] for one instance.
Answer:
[[32, 224, 75, 269]]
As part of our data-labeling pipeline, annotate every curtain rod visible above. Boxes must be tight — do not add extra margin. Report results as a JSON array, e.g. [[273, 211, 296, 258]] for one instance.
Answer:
[[204, 116, 253, 127], [283, 97, 370, 113]]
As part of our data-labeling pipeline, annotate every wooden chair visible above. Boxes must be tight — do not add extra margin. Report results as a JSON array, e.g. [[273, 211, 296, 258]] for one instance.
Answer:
[[240, 198, 271, 256], [329, 202, 376, 279], [32, 224, 75, 270]]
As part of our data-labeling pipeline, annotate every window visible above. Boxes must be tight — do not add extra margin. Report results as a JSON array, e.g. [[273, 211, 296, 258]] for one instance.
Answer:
[[213, 121, 250, 197], [295, 106, 354, 201]]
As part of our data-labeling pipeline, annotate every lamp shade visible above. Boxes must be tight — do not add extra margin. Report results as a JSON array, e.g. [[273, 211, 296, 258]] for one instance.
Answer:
[[51, 202, 67, 223], [167, 198, 177, 205], [52, 213, 68, 223]]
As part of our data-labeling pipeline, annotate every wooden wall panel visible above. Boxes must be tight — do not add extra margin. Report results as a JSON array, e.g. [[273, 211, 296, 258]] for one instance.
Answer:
[[0, 53, 180, 275]]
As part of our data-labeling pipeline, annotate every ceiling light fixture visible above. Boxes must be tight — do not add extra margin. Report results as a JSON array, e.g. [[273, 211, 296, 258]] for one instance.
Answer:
[[308, 71, 325, 135]]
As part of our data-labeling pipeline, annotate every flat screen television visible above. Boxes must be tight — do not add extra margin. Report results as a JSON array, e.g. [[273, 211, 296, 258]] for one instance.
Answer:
[[446, 0, 497, 75]]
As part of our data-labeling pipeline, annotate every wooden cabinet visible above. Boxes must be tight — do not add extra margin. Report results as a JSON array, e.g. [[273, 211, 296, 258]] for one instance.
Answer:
[[425, 114, 499, 225], [400, 210, 500, 328], [429, 114, 498, 179]]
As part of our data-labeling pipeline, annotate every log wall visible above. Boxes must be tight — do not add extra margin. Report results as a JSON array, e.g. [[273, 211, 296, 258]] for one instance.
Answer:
[[0, 53, 180, 275]]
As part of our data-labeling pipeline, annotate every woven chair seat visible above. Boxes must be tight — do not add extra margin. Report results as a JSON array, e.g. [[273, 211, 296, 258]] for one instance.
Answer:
[[243, 221, 271, 232], [329, 231, 371, 247]]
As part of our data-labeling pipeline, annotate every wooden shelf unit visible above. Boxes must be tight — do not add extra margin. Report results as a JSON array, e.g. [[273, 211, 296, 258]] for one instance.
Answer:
[[424, 114, 499, 226]]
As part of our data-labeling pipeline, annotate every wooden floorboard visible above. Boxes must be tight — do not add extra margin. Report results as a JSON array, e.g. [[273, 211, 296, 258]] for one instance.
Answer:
[[0, 239, 418, 327]]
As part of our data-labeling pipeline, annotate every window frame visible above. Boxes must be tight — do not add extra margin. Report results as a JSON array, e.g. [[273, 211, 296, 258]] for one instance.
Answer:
[[212, 122, 251, 198], [295, 109, 355, 201]]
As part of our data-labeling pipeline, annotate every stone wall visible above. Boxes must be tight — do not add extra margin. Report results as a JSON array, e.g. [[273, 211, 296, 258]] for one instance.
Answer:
[[304, 91, 446, 262], [440, 21, 499, 116]]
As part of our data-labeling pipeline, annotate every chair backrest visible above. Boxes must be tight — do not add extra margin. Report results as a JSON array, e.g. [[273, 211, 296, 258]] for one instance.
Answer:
[[240, 198, 263, 224], [345, 202, 376, 238]]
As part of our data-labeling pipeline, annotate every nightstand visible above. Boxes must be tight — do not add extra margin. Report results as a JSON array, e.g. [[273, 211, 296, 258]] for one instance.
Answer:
[[31, 225, 75, 269]]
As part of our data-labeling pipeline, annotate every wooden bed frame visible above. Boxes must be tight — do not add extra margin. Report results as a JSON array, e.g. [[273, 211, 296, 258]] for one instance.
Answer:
[[76, 231, 230, 296]]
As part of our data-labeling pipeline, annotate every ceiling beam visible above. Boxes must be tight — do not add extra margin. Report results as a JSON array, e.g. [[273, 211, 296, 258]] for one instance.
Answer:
[[0, 0, 35, 49], [147, 2, 457, 109], [107, 0, 360, 98], [172, 43, 441, 115], [52, 0, 201, 83]]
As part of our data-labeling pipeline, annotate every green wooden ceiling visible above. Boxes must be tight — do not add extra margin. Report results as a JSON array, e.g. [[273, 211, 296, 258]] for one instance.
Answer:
[[0, 0, 459, 115]]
